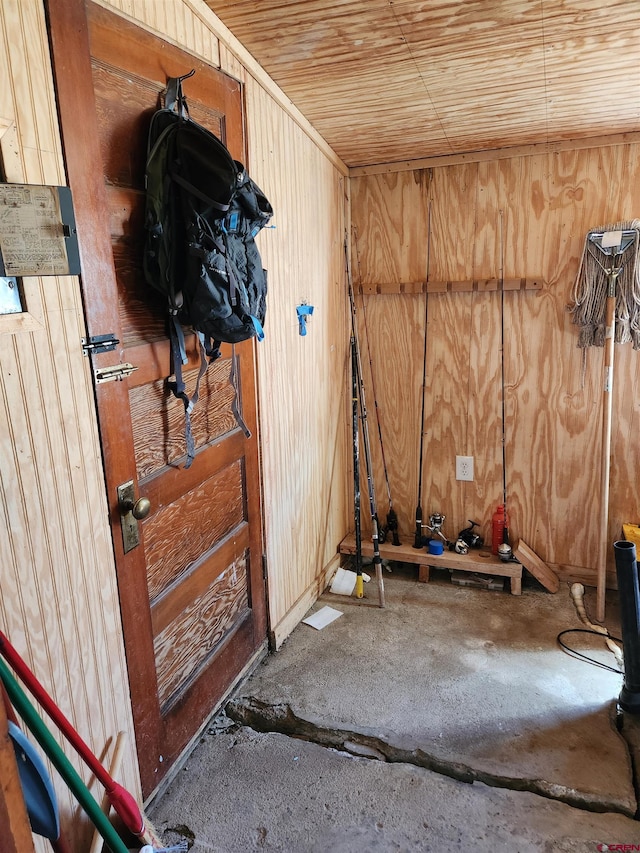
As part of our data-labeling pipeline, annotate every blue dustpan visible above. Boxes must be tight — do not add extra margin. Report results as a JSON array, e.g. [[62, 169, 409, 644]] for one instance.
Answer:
[[9, 720, 60, 841]]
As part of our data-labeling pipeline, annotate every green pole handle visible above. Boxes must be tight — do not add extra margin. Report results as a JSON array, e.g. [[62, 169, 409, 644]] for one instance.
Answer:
[[0, 657, 129, 853]]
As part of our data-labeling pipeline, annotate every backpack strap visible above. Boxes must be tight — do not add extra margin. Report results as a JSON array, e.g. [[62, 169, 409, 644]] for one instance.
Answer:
[[167, 316, 210, 468], [168, 321, 252, 464], [229, 344, 251, 439], [198, 336, 251, 438], [170, 172, 232, 213]]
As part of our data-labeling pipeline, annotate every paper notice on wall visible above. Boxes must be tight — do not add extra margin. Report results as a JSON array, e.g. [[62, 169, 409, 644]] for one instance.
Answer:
[[302, 606, 343, 630], [0, 184, 68, 275]]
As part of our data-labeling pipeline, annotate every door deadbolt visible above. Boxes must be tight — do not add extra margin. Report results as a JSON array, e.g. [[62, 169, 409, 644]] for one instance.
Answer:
[[117, 480, 151, 553]]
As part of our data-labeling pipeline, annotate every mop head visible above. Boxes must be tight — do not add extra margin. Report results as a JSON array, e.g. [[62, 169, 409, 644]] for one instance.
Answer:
[[569, 219, 640, 349]]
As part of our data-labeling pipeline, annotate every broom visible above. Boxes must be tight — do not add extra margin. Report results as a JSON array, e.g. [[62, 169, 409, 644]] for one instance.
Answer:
[[0, 630, 164, 847], [569, 220, 640, 621], [0, 658, 130, 853]]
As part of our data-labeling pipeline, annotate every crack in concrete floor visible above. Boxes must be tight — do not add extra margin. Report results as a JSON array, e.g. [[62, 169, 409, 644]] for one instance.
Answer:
[[226, 696, 640, 821], [615, 709, 640, 820]]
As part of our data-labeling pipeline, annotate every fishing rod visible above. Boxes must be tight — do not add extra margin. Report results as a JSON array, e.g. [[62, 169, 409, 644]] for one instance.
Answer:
[[413, 308, 428, 549], [353, 229, 400, 546], [351, 321, 364, 598], [345, 236, 385, 607], [499, 209, 510, 553], [414, 202, 431, 549]]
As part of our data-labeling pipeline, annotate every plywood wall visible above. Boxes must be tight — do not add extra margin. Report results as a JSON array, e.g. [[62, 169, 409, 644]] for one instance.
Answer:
[[0, 2, 139, 851], [351, 146, 640, 585]]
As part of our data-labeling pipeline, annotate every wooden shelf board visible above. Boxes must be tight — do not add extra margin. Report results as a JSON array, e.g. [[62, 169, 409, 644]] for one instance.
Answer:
[[339, 533, 522, 595]]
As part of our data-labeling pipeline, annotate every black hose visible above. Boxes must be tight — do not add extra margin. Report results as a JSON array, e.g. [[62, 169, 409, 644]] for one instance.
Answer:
[[556, 628, 622, 674], [614, 540, 640, 713]]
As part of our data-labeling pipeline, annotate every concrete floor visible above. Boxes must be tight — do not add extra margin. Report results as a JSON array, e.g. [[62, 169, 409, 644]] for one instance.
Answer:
[[148, 565, 640, 852]]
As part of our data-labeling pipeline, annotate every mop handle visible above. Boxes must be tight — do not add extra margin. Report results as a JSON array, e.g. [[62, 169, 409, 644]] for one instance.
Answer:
[[0, 658, 129, 853], [88, 731, 127, 853]]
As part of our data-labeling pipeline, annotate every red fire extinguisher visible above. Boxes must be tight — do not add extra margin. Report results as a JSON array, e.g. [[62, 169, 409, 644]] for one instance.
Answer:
[[491, 504, 509, 554]]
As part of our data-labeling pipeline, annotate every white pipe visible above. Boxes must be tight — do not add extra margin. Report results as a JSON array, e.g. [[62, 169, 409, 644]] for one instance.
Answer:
[[570, 583, 624, 670]]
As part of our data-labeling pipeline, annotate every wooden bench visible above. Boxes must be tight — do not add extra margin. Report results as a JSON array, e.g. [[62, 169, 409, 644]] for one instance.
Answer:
[[339, 533, 522, 595]]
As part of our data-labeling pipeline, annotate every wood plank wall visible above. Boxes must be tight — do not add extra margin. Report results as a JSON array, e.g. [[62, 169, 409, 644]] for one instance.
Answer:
[[246, 82, 349, 641], [351, 146, 640, 586], [1, 0, 349, 844], [0, 2, 139, 851]]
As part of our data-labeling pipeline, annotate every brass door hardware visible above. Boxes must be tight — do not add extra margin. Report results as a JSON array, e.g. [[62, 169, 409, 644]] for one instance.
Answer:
[[117, 480, 151, 553]]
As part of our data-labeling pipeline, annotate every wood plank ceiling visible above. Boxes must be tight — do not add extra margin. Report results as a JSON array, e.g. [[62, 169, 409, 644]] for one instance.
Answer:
[[205, 0, 640, 168]]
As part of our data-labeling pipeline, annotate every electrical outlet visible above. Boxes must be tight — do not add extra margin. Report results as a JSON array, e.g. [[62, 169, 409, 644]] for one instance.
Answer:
[[456, 455, 474, 482]]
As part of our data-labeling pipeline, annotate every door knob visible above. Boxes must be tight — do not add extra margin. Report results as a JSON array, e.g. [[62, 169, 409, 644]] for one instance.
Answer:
[[116, 480, 151, 553], [119, 494, 151, 520]]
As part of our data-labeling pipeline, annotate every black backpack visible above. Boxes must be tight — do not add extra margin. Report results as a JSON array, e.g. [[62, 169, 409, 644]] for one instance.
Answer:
[[143, 71, 273, 466]]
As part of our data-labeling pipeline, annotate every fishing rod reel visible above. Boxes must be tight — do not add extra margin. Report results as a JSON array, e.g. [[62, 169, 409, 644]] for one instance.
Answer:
[[376, 514, 387, 545], [497, 542, 520, 563], [377, 509, 400, 547], [417, 512, 467, 554], [426, 512, 447, 542], [449, 538, 469, 555], [415, 511, 448, 548], [385, 507, 401, 546], [458, 520, 484, 549]]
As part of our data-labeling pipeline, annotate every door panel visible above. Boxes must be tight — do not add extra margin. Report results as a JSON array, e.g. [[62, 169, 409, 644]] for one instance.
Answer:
[[46, 0, 267, 795], [154, 552, 249, 705], [128, 360, 238, 477], [145, 460, 244, 600]]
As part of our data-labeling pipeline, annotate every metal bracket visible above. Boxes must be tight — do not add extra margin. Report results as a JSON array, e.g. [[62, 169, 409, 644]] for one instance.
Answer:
[[82, 334, 119, 355], [94, 363, 138, 384]]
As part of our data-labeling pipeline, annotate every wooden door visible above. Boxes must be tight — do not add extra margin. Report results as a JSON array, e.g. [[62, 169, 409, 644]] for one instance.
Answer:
[[46, 1, 268, 795]]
